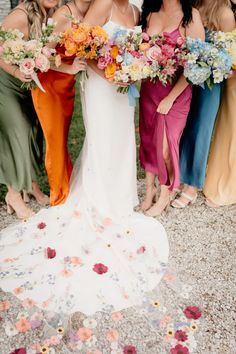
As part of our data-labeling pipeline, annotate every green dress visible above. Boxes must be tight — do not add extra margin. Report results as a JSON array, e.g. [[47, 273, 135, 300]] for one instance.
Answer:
[[0, 68, 41, 192]]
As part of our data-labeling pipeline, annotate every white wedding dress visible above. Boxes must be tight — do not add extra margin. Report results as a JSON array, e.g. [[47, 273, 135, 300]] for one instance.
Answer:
[[0, 21, 169, 316]]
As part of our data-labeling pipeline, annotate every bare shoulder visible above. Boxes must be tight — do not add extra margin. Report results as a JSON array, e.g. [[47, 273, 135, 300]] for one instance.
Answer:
[[185, 8, 205, 40], [2, 4, 28, 33], [83, 0, 113, 26], [218, 6, 235, 31], [131, 4, 140, 24], [53, 4, 72, 31]]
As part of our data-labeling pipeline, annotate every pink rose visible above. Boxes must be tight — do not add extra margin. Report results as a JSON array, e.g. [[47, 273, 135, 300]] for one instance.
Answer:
[[24, 39, 38, 52], [146, 46, 161, 61], [42, 46, 53, 58], [142, 32, 150, 42], [35, 54, 50, 72], [97, 54, 113, 70], [19, 58, 35, 75], [161, 44, 175, 58]]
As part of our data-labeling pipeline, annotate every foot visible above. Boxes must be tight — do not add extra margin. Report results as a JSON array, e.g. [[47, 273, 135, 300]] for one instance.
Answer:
[[5, 192, 35, 219], [140, 185, 157, 211], [27, 182, 50, 206], [205, 198, 220, 208], [171, 190, 198, 209], [145, 196, 170, 217]]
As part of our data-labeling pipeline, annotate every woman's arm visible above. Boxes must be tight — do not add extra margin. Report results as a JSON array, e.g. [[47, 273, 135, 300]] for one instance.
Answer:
[[218, 6, 235, 32], [157, 9, 205, 115]]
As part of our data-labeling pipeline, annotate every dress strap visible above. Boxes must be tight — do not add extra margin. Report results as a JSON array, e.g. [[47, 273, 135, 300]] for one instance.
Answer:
[[65, 3, 73, 16], [108, 4, 113, 22], [131, 4, 136, 24]]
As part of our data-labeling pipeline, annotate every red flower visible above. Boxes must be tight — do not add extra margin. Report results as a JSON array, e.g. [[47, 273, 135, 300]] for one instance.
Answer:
[[37, 222, 46, 229], [123, 345, 137, 354], [46, 247, 56, 259], [175, 330, 188, 342], [10, 349, 27, 354], [93, 263, 108, 275], [170, 344, 189, 354], [184, 306, 202, 320], [137, 246, 146, 254]]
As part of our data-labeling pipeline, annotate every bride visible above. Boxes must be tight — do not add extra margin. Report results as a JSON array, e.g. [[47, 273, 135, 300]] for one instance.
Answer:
[[0, 0, 169, 317]]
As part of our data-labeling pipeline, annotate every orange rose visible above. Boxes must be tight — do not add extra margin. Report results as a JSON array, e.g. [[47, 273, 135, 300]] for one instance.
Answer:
[[64, 40, 77, 56], [105, 63, 117, 80], [111, 45, 119, 59], [92, 26, 108, 42], [139, 43, 150, 51]]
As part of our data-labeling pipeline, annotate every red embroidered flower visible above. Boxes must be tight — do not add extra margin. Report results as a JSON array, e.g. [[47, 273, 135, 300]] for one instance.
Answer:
[[174, 330, 188, 342], [46, 247, 56, 259], [184, 306, 202, 320], [37, 222, 46, 229], [93, 263, 108, 275], [10, 348, 27, 354], [123, 345, 137, 354], [137, 246, 146, 254], [170, 344, 189, 354]]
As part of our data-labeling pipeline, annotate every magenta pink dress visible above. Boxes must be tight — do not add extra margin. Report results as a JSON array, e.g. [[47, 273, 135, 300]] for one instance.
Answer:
[[139, 28, 192, 191]]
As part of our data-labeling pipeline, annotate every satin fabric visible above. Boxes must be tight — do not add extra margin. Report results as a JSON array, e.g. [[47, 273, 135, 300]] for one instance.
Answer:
[[32, 45, 75, 206]]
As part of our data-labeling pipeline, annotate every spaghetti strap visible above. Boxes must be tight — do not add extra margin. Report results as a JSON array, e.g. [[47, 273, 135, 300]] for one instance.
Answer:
[[65, 3, 73, 15], [131, 4, 136, 24], [108, 4, 113, 22], [146, 12, 153, 29]]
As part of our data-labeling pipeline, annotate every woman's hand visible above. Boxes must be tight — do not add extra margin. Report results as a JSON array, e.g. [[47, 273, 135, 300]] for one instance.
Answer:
[[69, 58, 87, 75], [13, 68, 32, 83], [156, 96, 174, 115]]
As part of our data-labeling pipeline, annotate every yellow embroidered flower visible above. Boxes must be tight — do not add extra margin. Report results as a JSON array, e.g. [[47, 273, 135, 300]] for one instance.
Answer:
[[40, 345, 49, 354], [166, 328, 174, 337], [190, 322, 198, 332], [152, 300, 160, 308], [57, 326, 65, 334]]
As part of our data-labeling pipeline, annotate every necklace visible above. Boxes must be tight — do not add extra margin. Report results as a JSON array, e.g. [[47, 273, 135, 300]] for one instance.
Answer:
[[114, 1, 130, 15]]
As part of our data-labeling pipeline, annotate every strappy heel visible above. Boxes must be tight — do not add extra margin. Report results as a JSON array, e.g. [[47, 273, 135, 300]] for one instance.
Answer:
[[5, 193, 35, 219], [145, 196, 170, 217], [140, 185, 157, 211], [23, 190, 50, 206], [171, 192, 197, 209]]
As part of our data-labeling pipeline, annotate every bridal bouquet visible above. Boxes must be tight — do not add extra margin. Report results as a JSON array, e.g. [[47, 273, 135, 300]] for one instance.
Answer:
[[183, 37, 232, 88], [209, 29, 236, 70], [143, 31, 188, 85], [0, 26, 24, 43], [60, 22, 108, 59], [0, 20, 61, 91]]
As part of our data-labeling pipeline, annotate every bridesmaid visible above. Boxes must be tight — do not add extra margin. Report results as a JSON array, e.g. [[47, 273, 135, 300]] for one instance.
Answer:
[[172, 0, 235, 208], [31, 0, 91, 206], [0, 0, 58, 219], [139, 0, 205, 216], [203, 1, 236, 207]]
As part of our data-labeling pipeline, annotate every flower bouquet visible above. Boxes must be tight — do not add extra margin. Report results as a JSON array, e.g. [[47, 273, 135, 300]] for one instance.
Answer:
[[0, 26, 23, 43], [209, 29, 236, 70], [183, 37, 232, 89], [144, 31, 188, 85], [0, 20, 61, 91]]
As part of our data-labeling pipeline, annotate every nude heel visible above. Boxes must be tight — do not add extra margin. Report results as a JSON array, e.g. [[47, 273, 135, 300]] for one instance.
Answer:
[[23, 190, 30, 203], [5, 197, 14, 215]]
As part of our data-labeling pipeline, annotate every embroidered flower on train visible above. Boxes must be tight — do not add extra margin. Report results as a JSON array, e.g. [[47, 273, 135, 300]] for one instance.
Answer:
[[166, 328, 175, 337], [106, 329, 119, 342], [83, 318, 97, 329], [184, 306, 202, 320], [46, 247, 56, 259], [22, 298, 36, 308], [70, 256, 83, 265], [77, 327, 93, 342], [40, 345, 49, 354], [4, 322, 19, 337], [93, 263, 108, 275], [37, 222, 47, 229], [190, 321, 199, 332], [14, 287, 24, 295], [0, 300, 11, 311], [170, 343, 189, 354], [175, 330, 188, 342], [111, 312, 123, 321], [151, 300, 160, 308], [49, 335, 60, 345], [137, 246, 146, 254], [15, 318, 32, 333], [10, 348, 27, 354], [123, 345, 137, 354], [57, 326, 65, 335], [102, 217, 113, 226]]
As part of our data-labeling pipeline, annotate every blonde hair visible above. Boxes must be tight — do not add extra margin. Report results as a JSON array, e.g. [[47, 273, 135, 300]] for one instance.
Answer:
[[23, 0, 59, 38], [196, 0, 232, 31]]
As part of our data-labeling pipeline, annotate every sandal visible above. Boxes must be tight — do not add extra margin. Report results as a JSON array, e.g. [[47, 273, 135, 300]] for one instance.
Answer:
[[171, 191, 197, 209]]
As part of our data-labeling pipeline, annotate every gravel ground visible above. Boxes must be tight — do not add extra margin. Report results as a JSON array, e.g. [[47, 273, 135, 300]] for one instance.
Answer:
[[0, 181, 235, 354]]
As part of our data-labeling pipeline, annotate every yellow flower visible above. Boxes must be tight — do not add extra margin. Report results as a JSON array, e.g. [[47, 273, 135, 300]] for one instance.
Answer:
[[105, 63, 117, 80], [229, 42, 236, 70], [139, 43, 150, 51], [111, 45, 119, 59], [92, 26, 108, 42], [166, 328, 174, 337], [190, 322, 198, 332], [57, 326, 65, 334], [40, 346, 49, 354]]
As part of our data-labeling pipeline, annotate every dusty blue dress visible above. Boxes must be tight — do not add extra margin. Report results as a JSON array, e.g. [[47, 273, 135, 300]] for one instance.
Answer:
[[180, 81, 221, 189]]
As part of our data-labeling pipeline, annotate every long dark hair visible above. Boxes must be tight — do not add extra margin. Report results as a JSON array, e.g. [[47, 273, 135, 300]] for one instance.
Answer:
[[141, 0, 193, 29], [231, 1, 236, 17]]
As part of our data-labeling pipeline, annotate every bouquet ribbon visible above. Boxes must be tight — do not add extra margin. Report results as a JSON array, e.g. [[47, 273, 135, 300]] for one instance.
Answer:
[[128, 84, 140, 107], [32, 72, 46, 93]]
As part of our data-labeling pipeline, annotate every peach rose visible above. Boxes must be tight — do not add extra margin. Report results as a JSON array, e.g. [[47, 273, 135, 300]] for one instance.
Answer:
[[19, 58, 35, 75]]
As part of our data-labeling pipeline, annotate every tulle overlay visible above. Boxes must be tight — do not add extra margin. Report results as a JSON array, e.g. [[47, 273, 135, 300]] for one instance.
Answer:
[[0, 22, 201, 353]]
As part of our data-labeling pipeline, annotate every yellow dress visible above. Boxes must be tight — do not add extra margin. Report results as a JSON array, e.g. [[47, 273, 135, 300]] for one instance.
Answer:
[[204, 75, 236, 206]]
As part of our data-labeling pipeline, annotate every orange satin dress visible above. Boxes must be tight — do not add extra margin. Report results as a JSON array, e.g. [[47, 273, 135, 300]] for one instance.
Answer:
[[32, 45, 75, 206]]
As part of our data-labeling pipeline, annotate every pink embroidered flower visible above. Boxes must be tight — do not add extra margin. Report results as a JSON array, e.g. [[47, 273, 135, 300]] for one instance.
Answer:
[[60, 269, 73, 277], [111, 312, 123, 321], [184, 306, 202, 320], [14, 287, 24, 295], [0, 300, 11, 311], [174, 330, 188, 342], [46, 247, 56, 259], [70, 256, 83, 265], [37, 222, 46, 229], [102, 217, 113, 226], [106, 329, 119, 342], [137, 246, 146, 254], [93, 263, 108, 275], [10, 348, 27, 354], [15, 318, 32, 333], [77, 327, 92, 342], [50, 335, 60, 345], [19, 58, 35, 75], [170, 344, 189, 354], [22, 298, 36, 308], [74, 210, 81, 218], [123, 345, 137, 354]]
